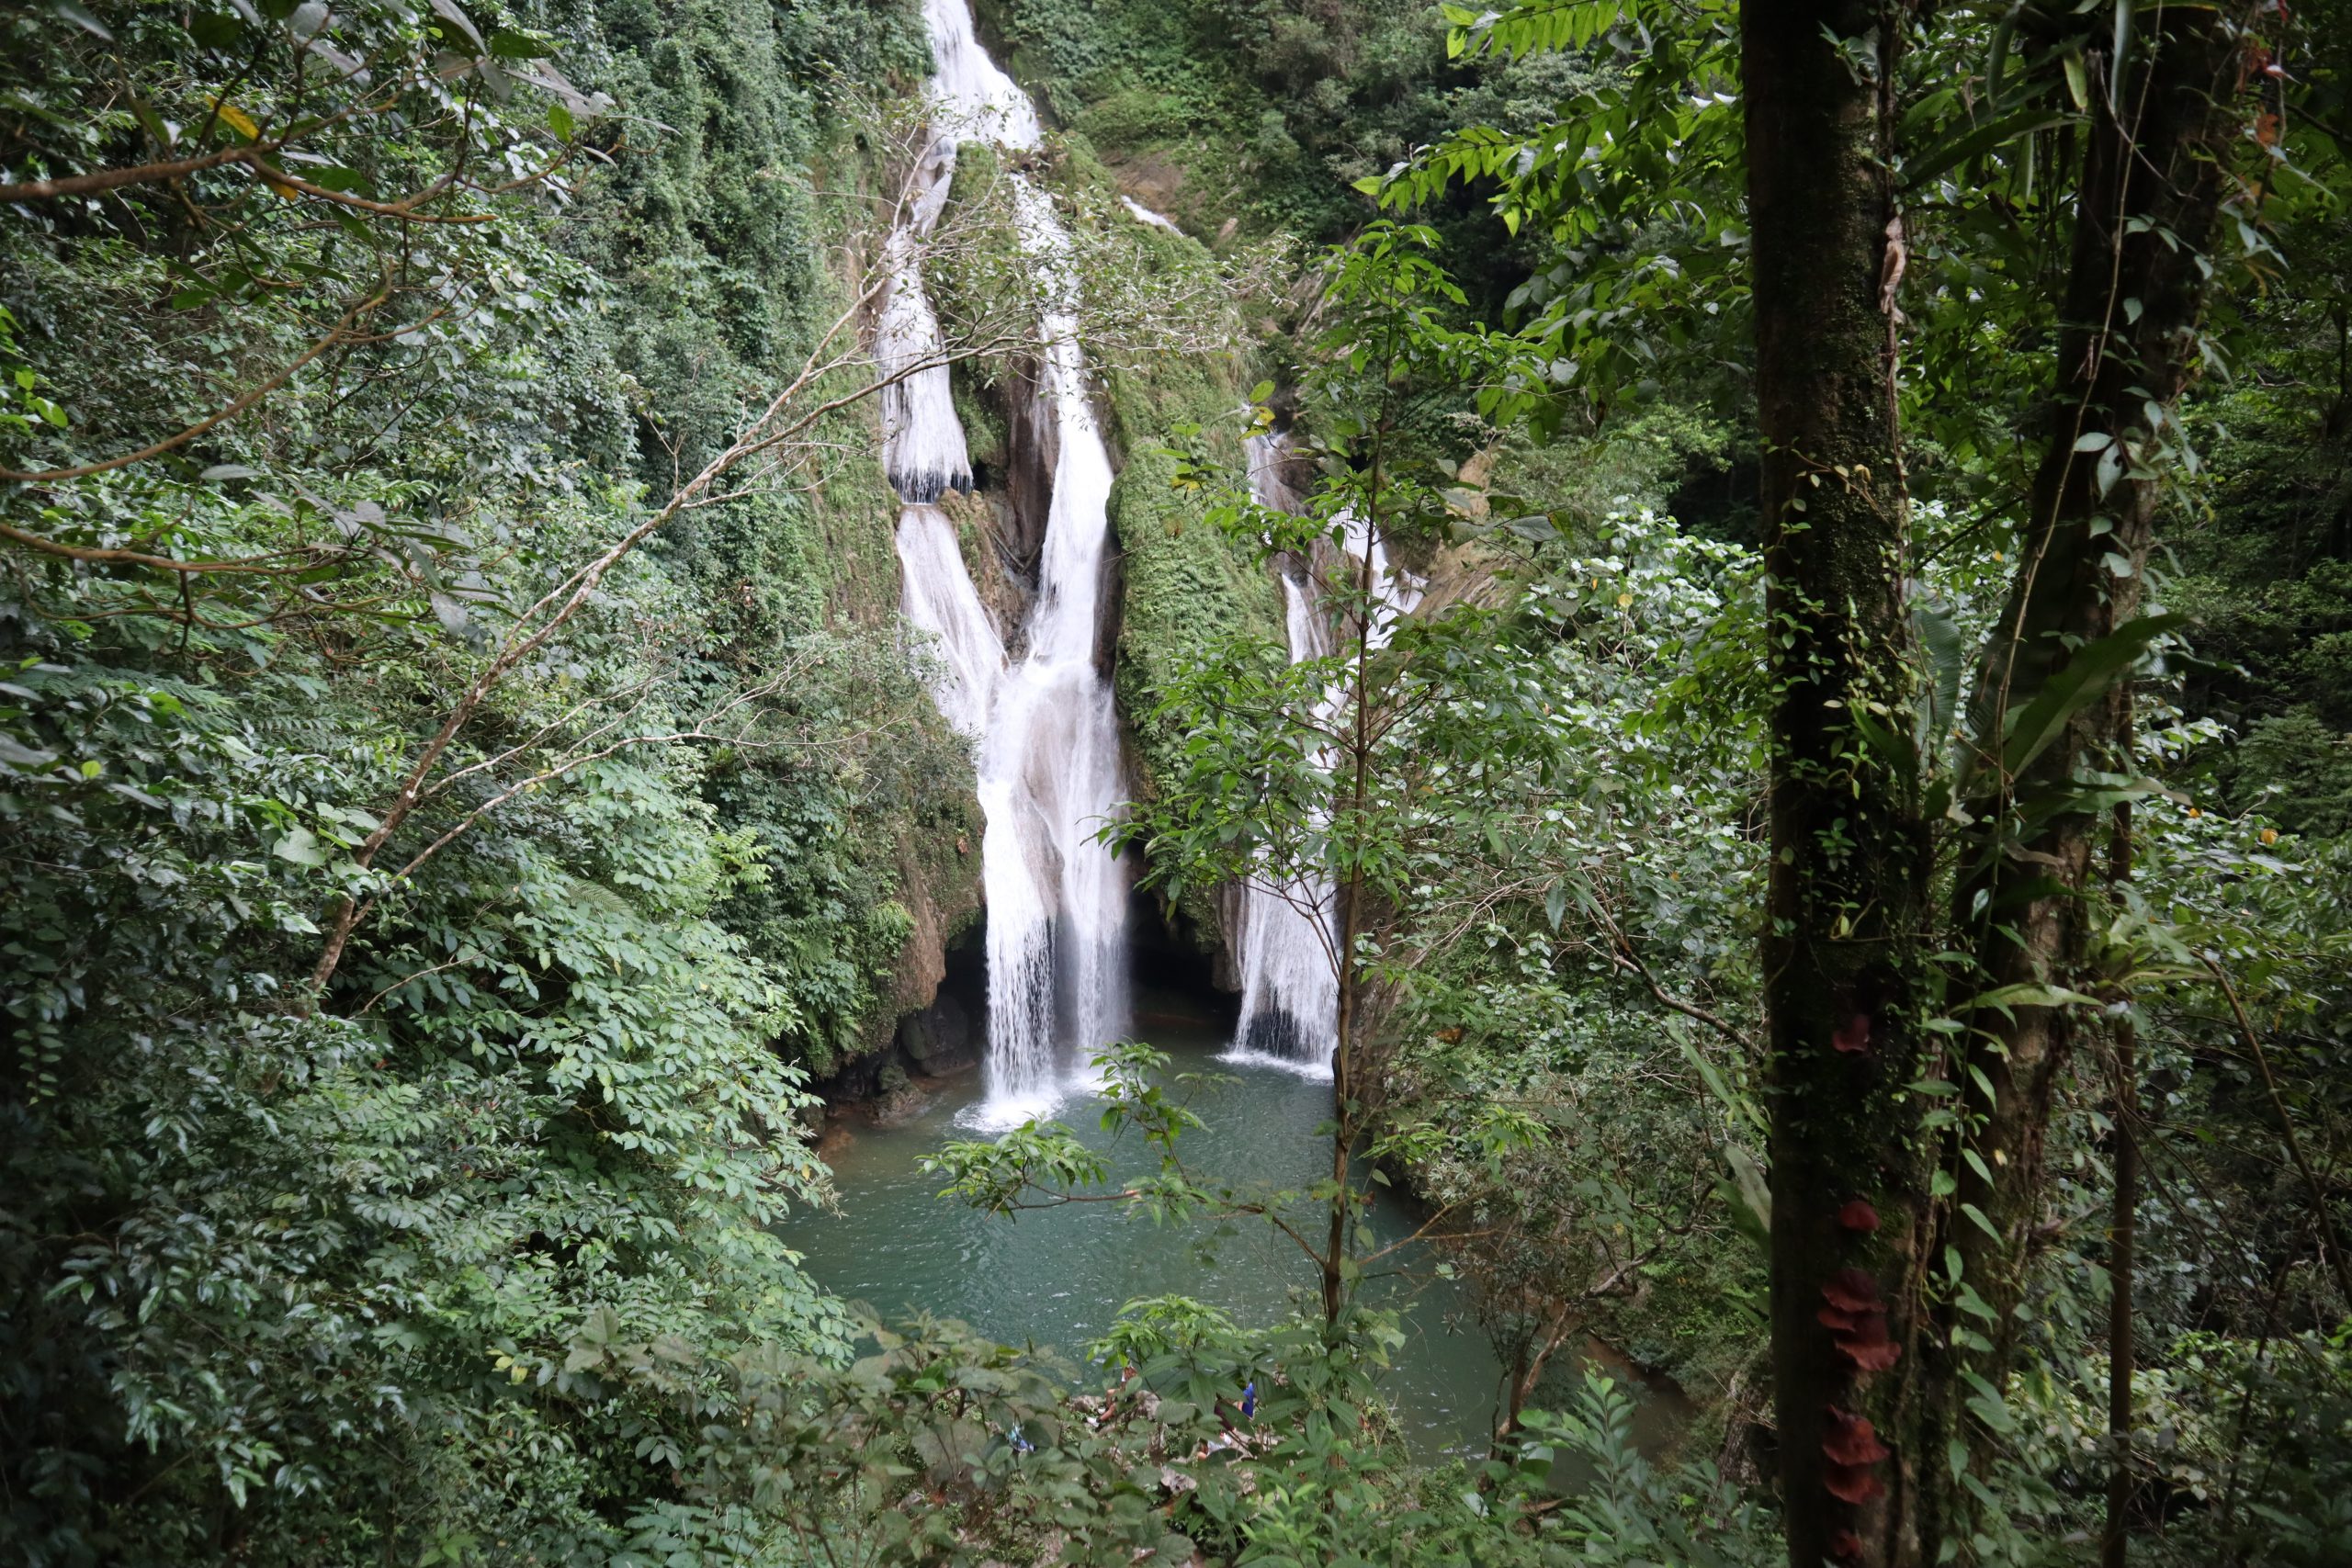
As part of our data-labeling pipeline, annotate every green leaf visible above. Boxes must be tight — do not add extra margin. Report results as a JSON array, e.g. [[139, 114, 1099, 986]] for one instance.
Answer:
[[272, 826, 326, 866], [1968, 981, 2102, 1013], [129, 96, 173, 151], [187, 9, 243, 47], [488, 28, 558, 59], [1915, 599, 1965, 750], [1724, 1142, 1771, 1233], [1904, 108, 2068, 191], [48, 0, 113, 39], [429, 0, 484, 52], [2110, 0, 2136, 112], [1997, 613, 2186, 778]]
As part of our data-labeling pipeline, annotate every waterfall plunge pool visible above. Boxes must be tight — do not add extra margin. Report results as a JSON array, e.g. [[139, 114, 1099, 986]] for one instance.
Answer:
[[780, 980, 1690, 1462]]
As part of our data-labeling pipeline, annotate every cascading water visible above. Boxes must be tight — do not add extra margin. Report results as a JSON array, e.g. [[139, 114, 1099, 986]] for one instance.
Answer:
[[1228, 434, 1340, 1071], [1340, 505, 1425, 649], [876, 4, 998, 740], [887, 0, 1129, 1127], [1120, 196, 1182, 233], [1227, 434, 1424, 1072]]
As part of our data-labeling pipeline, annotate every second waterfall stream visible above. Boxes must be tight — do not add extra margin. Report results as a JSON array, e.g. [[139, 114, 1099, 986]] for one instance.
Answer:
[[883, 0, 1128, 1126]]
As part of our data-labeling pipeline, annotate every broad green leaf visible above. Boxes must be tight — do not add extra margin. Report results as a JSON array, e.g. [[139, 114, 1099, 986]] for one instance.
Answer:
[[1997, 613, 2186, 779], [272, 825, 325, 865]]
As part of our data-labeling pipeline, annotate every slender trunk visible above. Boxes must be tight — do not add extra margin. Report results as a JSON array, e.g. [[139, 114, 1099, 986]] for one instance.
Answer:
[[1744, 7, 1932, 1565], [1323, 436, 1385, 1328], [1932, 17, 2239, 1524], [2104, 781, 2139, 1568], [1324, 867, 1357, 1326], [1507, 1305, 1574, 1439], [2102, 1007, 2139, 1567], [1510, 1337, 1530, 1429]]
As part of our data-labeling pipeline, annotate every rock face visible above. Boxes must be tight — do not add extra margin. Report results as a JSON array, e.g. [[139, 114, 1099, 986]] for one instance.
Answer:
[[871, 1067, 940, 1129], [817, 910, 988, 1105], [998, 354, 1060, 580], [898, 985, 980, 1075], [883, 829, 982, 1034]]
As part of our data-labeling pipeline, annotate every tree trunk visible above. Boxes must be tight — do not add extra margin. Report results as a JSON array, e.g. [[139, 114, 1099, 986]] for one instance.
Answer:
[[1323, 435, 1387, 1330], [1930, 15, 2239, 1532], [2103, 990, 2140, 1568], [1744, 6, 1934, 1565]]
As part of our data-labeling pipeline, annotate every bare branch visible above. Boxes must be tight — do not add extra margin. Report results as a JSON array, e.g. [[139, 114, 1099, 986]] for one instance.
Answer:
[[0, 142, 286, 204]]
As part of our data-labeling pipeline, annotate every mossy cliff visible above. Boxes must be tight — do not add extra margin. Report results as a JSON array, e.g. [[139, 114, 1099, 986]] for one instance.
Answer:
[[558, 0, 984, 1086]]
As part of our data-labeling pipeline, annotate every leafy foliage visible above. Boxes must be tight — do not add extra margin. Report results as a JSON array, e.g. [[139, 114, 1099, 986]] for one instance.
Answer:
[[0, 0, 979, 1562]]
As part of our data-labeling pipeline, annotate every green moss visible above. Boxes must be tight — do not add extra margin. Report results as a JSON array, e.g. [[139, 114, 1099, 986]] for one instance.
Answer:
[[1078, 192, 1285, 817], [954, 377, 1011, 475], [1110, 446, 1283, 771], [1071, 87, 1195, 151]]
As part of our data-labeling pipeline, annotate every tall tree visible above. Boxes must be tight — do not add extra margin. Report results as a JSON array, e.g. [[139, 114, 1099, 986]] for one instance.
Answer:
[[1744, 6, 1935, 1565], [1930, 5, 2247, 1537]]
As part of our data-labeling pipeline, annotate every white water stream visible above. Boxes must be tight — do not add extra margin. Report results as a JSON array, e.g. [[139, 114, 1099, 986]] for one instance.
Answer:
[[1227, 435, 1340, 1073], [888, 0, 1128, 1128], [1226, 435, 1422, 1075], [1120, 196, 1182, 233]]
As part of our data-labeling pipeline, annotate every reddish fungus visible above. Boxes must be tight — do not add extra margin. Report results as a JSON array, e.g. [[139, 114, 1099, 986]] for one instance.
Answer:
[[1838, 1198, 1882, 1232], [1830, 1530, 1864, 1560], [1824, 1463, 1887, 1505], [1839, 1337, 1902, 1372], [1835, 1312, 1901, 1371], [1821, 1269, 1881, 1314], [1832, 1013, 1871, 1054], [1821, 1408, 1890, 1467], [1821, 1269, 1900, 1371]]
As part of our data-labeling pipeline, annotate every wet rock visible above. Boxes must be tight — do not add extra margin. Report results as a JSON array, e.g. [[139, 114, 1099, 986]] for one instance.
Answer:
[[872, 1076, 938, 1129], [899, 987, 979, 1074]]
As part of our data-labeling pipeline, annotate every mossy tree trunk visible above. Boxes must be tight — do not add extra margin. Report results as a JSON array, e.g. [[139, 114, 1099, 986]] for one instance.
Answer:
[[1744, 6, 1935, 1565]]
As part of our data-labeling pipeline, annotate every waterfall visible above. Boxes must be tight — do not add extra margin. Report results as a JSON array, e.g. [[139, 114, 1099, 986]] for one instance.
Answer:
[[1227, 434, 1423, 1074], [888, 0, 1129, 1128], [1120, 196, 1182, 233], [1227, 434, 1340, 1073], [1340, 504, 1425, 648]]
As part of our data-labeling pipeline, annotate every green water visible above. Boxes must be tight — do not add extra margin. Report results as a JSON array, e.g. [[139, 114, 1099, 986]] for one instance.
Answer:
[[782, 987, 1514, 1458]]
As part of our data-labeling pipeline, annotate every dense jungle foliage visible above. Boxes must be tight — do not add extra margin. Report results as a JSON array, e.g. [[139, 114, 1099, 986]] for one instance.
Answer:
[[4, 1, 2349, 1566]]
